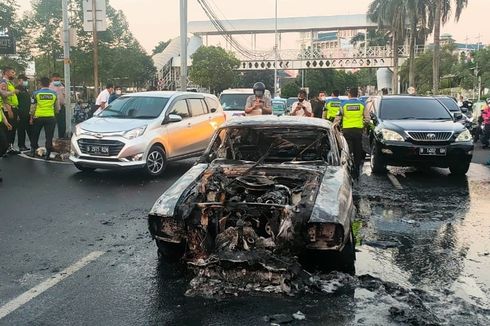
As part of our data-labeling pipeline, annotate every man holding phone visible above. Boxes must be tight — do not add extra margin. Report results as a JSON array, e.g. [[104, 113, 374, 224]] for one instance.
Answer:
[[290, 89, 313, 117], [244, 82, 272, 116]]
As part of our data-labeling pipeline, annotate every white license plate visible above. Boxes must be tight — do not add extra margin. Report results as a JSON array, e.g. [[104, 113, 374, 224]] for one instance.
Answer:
[[419, 147, 446, 156], [87, 145, 110, 155]]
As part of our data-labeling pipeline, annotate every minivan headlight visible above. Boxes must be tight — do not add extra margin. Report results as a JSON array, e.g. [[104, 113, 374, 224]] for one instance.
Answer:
[[74, 125, 85, 137], [381, 129, 404, 141], [123, 126, 147, 140], [455, 129, 472, 142]]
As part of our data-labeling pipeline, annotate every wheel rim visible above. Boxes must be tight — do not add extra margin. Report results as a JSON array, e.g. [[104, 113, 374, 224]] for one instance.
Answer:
[[147, 150, 164, 174]]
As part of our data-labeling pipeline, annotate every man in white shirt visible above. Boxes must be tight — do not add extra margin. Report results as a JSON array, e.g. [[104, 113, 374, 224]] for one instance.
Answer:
[[94, 83, 114, 115], [290, 89, 313, 117], [49, 73, 66, 138]]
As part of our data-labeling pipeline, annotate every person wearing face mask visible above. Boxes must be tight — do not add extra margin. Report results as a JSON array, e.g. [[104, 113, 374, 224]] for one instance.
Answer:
[[49, 73, 66, 139], [108, 86, 122, 104], [290, 89, 313, 117], [244, 82, 272, 116], [16, 75, 32, 152], [1, 67, 20, 154], [311, 91, 326, 118]]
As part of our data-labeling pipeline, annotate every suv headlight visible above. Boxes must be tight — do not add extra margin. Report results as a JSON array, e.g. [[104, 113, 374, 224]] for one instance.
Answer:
[[381, 129, 404, 141], [123, 126, 147, 140], [455, 129, 472, 142], [74, 125, 85, 137]]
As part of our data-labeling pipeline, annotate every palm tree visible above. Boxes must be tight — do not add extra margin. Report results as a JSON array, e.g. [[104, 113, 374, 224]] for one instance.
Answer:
[[368, 0, 408, 94], [433, 0, 468, 94]]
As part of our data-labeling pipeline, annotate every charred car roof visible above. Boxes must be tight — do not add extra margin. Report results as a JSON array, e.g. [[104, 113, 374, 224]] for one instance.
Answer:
[[220, 116, 334, 129]]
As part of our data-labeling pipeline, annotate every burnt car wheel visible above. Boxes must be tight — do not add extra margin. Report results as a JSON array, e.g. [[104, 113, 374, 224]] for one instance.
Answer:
[[370, 142, 386, 174], [339, 230, 356, 275], [74, 163, 96, 172], [449, 161, 470, 176], [145, 146, 167, 177], [156, 240, 185, 262]]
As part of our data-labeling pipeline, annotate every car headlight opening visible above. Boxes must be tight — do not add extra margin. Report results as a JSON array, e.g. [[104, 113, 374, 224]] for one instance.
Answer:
[[455, 129, 472, 142], [381, 129, 404, 141]]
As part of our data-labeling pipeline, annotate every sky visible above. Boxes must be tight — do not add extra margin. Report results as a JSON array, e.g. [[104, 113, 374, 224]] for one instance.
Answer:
[[15, 0, 490, 53]]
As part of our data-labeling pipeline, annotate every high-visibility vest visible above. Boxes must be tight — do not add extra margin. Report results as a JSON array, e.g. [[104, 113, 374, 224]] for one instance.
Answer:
[[325, 98, 341, 120], [342, 100, 365, 129], [6, 80, 19, 107], [33, 89, 57, 118]]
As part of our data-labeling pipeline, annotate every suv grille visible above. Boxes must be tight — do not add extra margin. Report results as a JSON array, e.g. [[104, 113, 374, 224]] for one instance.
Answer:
[[407, 131, 453, 142], [78, 139, 125, 156]]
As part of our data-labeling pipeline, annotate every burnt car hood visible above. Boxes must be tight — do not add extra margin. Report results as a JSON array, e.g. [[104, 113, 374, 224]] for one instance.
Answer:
[[150, 161, 348, 226]]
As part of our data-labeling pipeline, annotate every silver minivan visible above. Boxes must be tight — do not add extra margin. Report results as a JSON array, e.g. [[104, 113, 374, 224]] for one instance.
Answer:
[[70, 91, 226, 176]]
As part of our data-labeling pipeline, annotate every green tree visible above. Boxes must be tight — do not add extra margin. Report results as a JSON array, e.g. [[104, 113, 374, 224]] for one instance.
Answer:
[[237, 70, 274, 90], [152, 40, 171, 56], [368, 0, 408, 94], [280, 82, 300, 98], [189, 46, 239, 94]]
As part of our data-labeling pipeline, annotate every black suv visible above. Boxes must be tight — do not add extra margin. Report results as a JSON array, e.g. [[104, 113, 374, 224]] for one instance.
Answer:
[[363, 96, 474, 175]]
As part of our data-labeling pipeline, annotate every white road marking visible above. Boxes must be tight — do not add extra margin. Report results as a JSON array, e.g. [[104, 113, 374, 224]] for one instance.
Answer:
[[387, 172, 403, 190], [18, 153, 72, 165], [0, 251, 105, 320]]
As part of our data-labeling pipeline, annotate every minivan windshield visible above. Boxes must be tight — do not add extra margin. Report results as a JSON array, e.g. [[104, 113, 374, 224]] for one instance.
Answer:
[[379, 98, 452, 120], [220, 94, 251, 111], [97, 96, 169, 119]]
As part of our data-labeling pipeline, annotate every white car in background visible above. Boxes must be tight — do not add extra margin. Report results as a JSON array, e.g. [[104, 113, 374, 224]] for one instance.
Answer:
[[70, 91, 226, 176], [219, 88, 272, 119]]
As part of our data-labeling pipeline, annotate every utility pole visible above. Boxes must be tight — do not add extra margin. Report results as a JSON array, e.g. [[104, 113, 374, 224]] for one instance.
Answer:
[[92, 0, 99, 95], [62, 0, 72, 136], [273, 0, 278, 97], [180, 0, 187, 91]]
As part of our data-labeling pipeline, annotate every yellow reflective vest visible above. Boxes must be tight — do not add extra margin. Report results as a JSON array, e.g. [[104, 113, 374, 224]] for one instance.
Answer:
[[341, 100, 365, 129], [33, 88, 57, 118]]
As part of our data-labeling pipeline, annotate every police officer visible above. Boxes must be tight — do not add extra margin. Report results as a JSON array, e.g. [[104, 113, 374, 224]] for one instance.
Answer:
[[335, 87, 370, 179], [324, 90, 341, 122], [0, 107, 13, 182], [1, 67, 20, 154], [30, 77, 60, 160]]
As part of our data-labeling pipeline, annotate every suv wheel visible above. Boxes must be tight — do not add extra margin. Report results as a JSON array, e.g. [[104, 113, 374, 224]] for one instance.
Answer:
[[370, 142, 386, 174], [449, 161, 470, 176], [145, 146, 167, 177]]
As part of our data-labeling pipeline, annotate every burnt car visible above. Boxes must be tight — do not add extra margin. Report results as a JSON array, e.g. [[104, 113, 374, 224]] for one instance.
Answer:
[[364, 96, 474, 175], [148, 116, 356, 273]]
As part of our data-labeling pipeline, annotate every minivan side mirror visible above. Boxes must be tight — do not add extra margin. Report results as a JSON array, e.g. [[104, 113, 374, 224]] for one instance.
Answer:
[[164, 114, 183, 124], [454, 112, 463, 121]]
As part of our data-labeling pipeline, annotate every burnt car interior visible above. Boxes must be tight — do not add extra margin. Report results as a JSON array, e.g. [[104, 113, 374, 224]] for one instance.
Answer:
[[164, 126, 346, 262]]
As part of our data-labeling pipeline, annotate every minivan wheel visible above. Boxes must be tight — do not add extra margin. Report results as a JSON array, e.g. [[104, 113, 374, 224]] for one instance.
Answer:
[[370, 142, 386, 174], [145, 146, 167, 177]]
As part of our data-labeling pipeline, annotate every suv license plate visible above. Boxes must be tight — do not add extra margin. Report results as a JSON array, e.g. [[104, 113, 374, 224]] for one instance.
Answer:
[[87, 145, 110, 156], [419, 147, 447, 156]]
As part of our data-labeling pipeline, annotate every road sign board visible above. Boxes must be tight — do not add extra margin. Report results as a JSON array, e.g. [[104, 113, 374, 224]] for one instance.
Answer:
[[0, 29, 16, 55], [83, 0, 107, 32]]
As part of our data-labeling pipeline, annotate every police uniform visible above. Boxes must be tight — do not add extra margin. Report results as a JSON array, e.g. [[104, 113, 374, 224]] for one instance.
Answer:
[[324, 97, 342, 122], [30, 88, 58, 158], [2, 79, 19, 150], [338, 98, 366, 177]]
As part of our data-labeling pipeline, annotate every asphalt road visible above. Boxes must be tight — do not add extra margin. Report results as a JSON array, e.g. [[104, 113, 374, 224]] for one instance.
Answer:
[[0, 151, 489, 325]]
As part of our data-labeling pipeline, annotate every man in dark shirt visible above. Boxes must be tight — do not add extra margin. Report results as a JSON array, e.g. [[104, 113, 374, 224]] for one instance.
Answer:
[[16, 75, 32, 151], [310, 91, 326, 118]]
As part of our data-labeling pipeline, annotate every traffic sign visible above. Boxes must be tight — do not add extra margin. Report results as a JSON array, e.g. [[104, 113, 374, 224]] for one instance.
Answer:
[[83, 0, 107, 32], [0, 29, 16, 55]]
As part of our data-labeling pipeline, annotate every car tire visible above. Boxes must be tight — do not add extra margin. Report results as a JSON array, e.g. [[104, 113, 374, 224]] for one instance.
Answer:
[[370, 142, 386, 174], [339, 229, 356, 275], [145, 145, 167, 177], [156, 240, 185, 262], [449, 161, 470, 176], [74, 163, 96, 172]]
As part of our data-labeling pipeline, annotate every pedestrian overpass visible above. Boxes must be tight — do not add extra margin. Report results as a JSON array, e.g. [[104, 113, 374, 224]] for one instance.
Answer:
[[153, 14, 417, 89]]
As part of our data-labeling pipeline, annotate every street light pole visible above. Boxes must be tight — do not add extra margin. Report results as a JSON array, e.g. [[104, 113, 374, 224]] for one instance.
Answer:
[[92, 0, 99, 95], [180, 0, 188, 91], [273, 0, 278, 97], [62, 0, 72, 137]]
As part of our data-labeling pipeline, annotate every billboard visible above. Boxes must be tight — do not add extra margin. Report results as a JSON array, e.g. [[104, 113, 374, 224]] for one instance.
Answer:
[[0, 29, 16, 55]]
